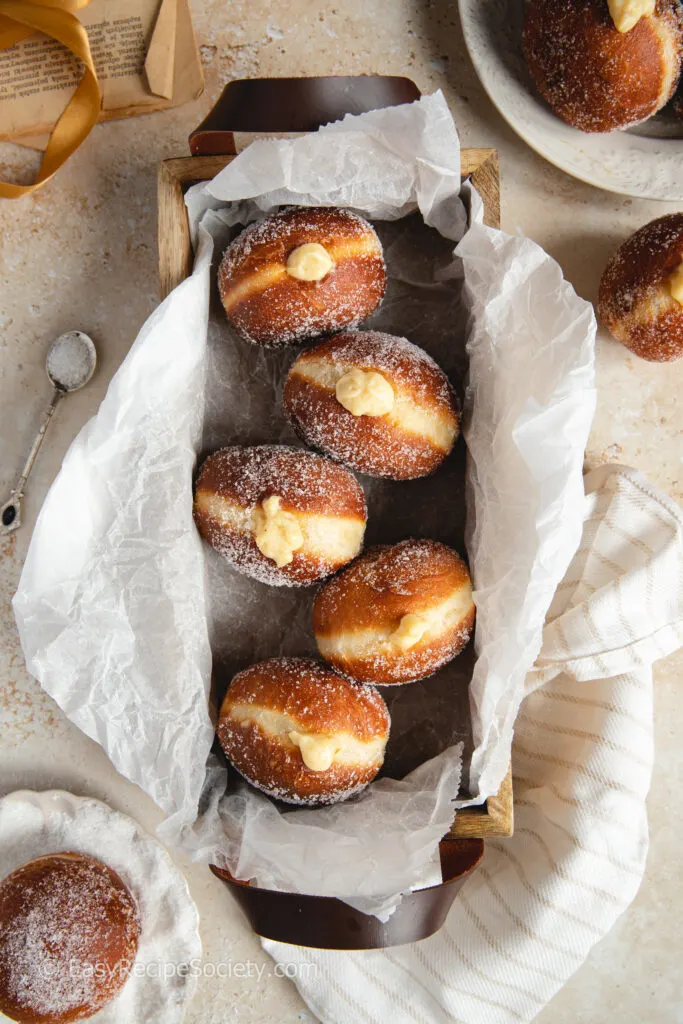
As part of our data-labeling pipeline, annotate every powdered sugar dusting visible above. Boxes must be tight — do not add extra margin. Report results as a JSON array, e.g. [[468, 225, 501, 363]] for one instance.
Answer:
[[286, 330, 459, 479], [0, 854, 139, 1020], [218, 207, 386, 347], [228, 655, 390, 728], [313, 541, 474, 684], [194, 445, 367, 586], [598, 212, 683, 361], [523, 0, 683, 133], [228, 762, 376, 807], [219, 657, 390, 806], [336, 539, 463, 597]]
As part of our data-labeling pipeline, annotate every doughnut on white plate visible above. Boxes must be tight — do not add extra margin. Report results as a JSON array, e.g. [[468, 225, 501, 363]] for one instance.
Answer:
[[0, 790, 201, 1024], [458, 0, 683, 200]]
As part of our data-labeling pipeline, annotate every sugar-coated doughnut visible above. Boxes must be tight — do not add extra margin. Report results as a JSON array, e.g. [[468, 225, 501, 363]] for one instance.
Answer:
[[193, 445, 368, 586], [313, 539, 475, 685], [523, 0, 683, 132], [284, 331, 460, 480], [598, 213, 683, 362], [217, 657, 390, 805], [217, 207, 386, 347], [0, 852, 139, 1024]]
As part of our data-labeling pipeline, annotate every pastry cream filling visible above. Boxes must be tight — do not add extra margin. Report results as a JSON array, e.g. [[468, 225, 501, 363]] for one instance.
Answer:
[[253, 495, 304, 567], [316, 586, 474, 660], [668, 262, 683, 306], [288, 732, 339, 771], [335, 368, 395, 417], [607, 0, 655, 33], [292, 358, 458, 451], [391, 613, 429, 651], [196, 492, 365, 564], [228, 704, 386, 770], [286, 242, 335, 281]]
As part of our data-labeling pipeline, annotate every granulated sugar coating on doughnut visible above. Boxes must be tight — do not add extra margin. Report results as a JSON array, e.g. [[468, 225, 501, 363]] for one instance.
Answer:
[[313, 539, 475, 685], [598, 213, 683, 362], [217, 657, 390, 806], [193, 445, 367, 586], [523, 0, 683, 133], [218, 207, 386, 347], [0, 852, 140, 1024], [284, 331, 460, 480]]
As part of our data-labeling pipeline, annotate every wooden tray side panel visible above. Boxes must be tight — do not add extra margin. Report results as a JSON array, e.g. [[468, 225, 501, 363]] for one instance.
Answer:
[[158, 148, 501, 297], [157, 148, 513, 838]]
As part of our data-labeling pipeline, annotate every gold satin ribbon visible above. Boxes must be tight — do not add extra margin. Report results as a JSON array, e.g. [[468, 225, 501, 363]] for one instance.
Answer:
[[0, 0, 101, 198]]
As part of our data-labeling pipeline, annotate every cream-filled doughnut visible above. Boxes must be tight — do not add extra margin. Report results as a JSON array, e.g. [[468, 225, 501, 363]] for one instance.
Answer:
[[523, 0, 683, 132], [217, 657, 390, 805], [0, 852, 140, 1024], [218, 207, 386, 347], [598, 213, 683, 362], [193, 445, 367, 586], [284, 331, 460, 479], [313, 539, 475, 685]]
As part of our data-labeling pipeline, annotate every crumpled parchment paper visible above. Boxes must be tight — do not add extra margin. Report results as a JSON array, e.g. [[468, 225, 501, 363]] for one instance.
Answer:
[[13, 92, 596, 919]]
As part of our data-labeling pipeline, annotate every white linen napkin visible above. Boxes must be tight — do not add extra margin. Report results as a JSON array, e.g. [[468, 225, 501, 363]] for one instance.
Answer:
[[263, 463, 683, 1024]]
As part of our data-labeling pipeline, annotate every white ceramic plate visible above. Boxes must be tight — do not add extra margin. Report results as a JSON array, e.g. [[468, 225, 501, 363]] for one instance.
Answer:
[[0, 790, 202, 1024], [459, 0, 683, 200]]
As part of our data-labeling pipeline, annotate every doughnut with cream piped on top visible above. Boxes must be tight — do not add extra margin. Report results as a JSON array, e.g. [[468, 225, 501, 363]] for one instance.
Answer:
[[284, 330, 460, 480], [193, 444, 368, 586], [313, 539, 475, 685], [217, 657, 390, 805], [523, 0, 683, 133], [218, 207, 386, 347]]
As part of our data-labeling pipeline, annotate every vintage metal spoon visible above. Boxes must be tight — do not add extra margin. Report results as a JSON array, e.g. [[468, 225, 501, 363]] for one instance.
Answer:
[[1, 331, 97, 535]]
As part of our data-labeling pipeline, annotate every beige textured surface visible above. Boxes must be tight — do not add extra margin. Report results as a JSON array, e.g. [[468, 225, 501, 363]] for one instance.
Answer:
[[0, 2, 681, 1022]]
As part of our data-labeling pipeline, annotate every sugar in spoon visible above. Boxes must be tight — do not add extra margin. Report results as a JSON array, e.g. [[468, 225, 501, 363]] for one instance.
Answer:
[[1, 331, 97, 535]]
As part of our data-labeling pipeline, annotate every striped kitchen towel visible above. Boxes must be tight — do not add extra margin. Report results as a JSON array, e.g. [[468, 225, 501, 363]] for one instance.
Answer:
[[263, 464, 683, 1024]]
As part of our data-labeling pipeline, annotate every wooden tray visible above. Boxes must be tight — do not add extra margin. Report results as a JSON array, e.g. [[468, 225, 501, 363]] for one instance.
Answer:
[[158, 83, 512, 849]]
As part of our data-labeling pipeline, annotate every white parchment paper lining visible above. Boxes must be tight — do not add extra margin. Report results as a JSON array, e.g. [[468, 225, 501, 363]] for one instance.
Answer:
[[13, 92, 596, 919]]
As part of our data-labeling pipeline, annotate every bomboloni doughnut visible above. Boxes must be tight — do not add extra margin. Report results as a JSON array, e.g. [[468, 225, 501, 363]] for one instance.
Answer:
[[284, 331, 460, 480], [523, 0, 683, 132], [217, 657, 390, 806], [313, 539, 475, 685], [218, 207, 386, 347], [193, 445, 368, 586], [0, 852, 139, 1024], [598, 213, 683, 362]]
